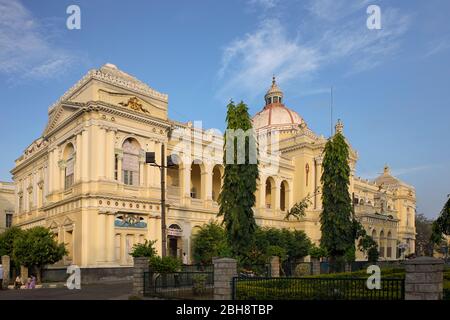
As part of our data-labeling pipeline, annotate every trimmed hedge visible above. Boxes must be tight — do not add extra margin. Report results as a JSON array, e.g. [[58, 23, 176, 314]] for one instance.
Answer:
[[235, 277, 404, 300], [235, 268, 450, 300]]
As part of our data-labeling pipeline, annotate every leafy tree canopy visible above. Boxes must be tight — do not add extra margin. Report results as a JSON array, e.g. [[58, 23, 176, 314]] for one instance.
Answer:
[[191, 221, 232, 264], [13, 226, 67, 269], [320, 132, 354, 261], [0, 226, 24, 258], [218, 100, 258, 258], [431, 197, 450, 244]]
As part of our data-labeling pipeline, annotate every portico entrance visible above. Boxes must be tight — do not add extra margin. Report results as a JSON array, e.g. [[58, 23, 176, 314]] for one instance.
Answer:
[[167, 224, 183, 258]]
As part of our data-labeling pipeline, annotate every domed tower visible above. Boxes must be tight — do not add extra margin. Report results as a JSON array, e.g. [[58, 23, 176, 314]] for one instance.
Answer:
[[252, 77, 305, 138]]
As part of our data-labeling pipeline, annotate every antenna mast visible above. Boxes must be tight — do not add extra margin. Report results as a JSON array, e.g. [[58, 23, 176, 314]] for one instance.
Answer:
[[330, 86, 334, 137]]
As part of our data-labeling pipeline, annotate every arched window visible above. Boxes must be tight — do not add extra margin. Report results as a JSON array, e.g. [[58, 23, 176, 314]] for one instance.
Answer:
[[122, 138, 140, 186], [63, 143, 75, 189], [379, 230, 385, 258], [387, 231, 393, 258], [280, 180, 289, 211], [265, 177, 275, 209], [190, 162, 202, 199]]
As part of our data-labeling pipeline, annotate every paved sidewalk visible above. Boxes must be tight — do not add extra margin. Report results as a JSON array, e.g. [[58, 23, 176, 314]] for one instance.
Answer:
[[0, 281, 133, 300]]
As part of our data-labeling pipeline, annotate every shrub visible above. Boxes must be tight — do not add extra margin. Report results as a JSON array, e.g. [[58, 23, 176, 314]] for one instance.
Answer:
[[149, 256, 181, 273], [309, 245, 327, 260], [191, 222, 231, 264], [192, 274, 208, 296], [294, 264, 311, 276], [130, 240, 157, 258]]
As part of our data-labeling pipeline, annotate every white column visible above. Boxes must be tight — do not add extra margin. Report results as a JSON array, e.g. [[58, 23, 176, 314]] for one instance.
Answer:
[[182, 163, 191, 205], [120, 233, 126, 265], [273, 179, 281, 211], [58, 159, 65, 191], [202, 164, 212, 207], [139, 159, 145, 186], [105, 129, 115, 180], [97, 212, 106, 263], [117, 153, 123, 183], [75, 133, 82, 182], [97, 127, 106, 179], [259, 175, 266, 209], [81, 129, 89, 181], [105, 213, 115, 263]]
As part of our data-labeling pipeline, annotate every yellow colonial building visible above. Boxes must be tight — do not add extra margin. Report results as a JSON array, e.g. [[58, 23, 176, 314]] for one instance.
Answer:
[[0, 181, 15, 233], [10, 64, 416, 272]]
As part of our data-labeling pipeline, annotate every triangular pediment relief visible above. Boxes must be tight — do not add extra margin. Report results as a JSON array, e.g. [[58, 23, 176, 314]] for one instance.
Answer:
[[98, 89, 160, 115], [44, 102, 83, 136], [49, 221, 59, 229], [63, 217, 74, 226]]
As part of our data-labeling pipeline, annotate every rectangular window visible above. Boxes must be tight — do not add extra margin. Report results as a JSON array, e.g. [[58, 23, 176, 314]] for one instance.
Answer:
[[65, 158, 74, 189], [19, 196, 23, 213], [123, 170, 137, 186], [5, 213, 13, 228], [114, 154, 118, 180], [122, 153, 139, 186]]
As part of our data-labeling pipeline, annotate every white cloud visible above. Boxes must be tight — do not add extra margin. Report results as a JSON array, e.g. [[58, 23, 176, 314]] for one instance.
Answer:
[[0, 0, 79, 82], [248, 0, 279, 10], [217, 19, 320, 100], [217, 3, 411, 100], [307, 0, 370, 22], [423, 38, 450, 58]]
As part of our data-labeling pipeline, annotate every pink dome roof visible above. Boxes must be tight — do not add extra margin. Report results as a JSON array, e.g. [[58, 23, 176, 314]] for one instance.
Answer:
[[252, 77, 304, 130], [252, 103, 303, 130]]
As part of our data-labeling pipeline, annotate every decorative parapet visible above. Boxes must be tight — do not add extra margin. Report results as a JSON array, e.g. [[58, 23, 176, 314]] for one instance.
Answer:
[[48, 64, 169, 113]]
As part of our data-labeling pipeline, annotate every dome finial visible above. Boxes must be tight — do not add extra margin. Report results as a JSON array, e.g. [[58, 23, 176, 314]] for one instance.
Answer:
[[335, 119, 344, 134], [265, 75, 283, 105]]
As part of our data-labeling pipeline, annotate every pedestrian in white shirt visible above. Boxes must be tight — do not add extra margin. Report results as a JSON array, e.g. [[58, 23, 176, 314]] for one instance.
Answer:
[[0, 264, 3, 290]]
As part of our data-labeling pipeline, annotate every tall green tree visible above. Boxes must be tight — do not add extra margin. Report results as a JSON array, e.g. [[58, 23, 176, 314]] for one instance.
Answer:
[[13, 226, 67, 283], [415, 213, 435, 256], [218, 100, 258, 259], [320, 132, 354, 268], [0, 227, 25, 270], [192, 222, 231, 264], [431, 196, 450, 244]]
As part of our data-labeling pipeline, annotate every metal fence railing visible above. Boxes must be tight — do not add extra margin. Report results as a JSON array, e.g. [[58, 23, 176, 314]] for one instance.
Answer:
[[144, 271, 214, 299], [232, 277, 405, 300], [238, 264, 271, 277]]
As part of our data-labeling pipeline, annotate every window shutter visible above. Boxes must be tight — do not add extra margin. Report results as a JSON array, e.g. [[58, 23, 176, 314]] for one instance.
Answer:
[[66, 158, 74, 176]]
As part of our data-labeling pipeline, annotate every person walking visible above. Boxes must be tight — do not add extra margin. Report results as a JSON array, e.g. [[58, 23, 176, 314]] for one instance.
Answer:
[[14, 276, 22, 289], [0, 264, 3, 290], [29, 275, 36, 289]]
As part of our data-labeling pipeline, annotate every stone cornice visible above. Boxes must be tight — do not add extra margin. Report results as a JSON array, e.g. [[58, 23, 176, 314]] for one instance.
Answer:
[[90, 101, 170, 130]]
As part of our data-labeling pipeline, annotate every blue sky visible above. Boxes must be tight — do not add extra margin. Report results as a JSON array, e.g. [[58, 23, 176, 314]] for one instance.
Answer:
[[0, 0, 449, 218]]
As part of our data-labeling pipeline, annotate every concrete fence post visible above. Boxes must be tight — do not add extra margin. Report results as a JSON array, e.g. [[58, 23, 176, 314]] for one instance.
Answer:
[[213, 258, 237, 300], [133, 257, 149, 297], [311, 258, 321, 275], [269, 256, 280, 277], [20, 266, 28, 284], [404, 256, 444, 300], [345, 263, 351, 273], [1, 255, 10, 288]]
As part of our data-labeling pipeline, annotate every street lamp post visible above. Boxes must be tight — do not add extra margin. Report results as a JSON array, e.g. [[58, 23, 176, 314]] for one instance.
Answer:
[[145, 143, 175, 257]]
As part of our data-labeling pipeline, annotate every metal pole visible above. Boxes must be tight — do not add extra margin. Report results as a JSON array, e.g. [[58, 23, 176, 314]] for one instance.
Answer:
[[330, 86, 333, 137], [161, 143, 167, 257]]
